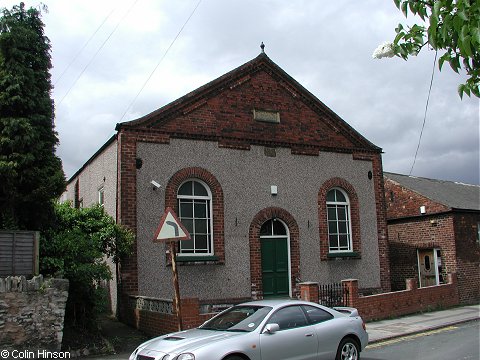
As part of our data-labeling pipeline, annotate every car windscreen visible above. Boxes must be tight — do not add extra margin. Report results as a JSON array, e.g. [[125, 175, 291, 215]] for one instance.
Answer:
[[200, 305, 272, 332]]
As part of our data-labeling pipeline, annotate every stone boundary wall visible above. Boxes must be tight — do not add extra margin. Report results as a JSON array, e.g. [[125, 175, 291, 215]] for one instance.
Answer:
[[300, 273, 459, 321], [0, 275, 69, 351]]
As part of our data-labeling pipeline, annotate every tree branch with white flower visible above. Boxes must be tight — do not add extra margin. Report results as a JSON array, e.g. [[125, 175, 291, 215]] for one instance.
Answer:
[[374, 0, 480, 98]]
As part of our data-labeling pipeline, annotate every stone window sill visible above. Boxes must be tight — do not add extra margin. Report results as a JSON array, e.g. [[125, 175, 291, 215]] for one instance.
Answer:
[[327, 252, 360, 259]]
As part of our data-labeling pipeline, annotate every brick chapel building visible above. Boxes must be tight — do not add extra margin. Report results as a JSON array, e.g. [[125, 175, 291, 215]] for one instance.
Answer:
[[63, 51, 391, 332]]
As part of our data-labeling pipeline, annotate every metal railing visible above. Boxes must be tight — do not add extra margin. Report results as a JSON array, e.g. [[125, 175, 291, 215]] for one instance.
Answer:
[[318, 282, 349, 307]]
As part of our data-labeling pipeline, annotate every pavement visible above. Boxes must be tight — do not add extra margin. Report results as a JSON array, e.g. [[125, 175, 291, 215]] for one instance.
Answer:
[[85, 304, 480, 359]]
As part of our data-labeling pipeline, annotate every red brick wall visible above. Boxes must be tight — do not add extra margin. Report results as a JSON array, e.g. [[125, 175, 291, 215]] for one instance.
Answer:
[[387, 215, 457, 291], [384, 178, 449, 219], [453, 213, 480, 304], [341, 274, 459, 322]]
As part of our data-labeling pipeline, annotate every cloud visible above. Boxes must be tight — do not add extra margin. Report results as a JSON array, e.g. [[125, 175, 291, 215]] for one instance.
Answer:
[[3, 0, 478, 184]]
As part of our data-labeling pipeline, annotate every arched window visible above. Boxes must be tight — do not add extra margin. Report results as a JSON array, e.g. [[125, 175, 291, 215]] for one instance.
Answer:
[[177, 180, 213, 255], [326, 188, 352, 253]]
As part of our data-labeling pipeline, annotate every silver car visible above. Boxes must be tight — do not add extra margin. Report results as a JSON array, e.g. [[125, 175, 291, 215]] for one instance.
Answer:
[[129, 299, 368, 360]]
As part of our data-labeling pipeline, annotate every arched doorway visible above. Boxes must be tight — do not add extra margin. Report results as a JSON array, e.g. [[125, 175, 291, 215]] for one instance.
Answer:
[[249, 207, 300, 299], [260, 219, 290, 298]]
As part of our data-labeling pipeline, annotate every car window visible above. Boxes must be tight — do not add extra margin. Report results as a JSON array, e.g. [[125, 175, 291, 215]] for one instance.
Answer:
[[301, 305, 333, 324], [267, 306, 308, 330], [200, 305, 272, 332]]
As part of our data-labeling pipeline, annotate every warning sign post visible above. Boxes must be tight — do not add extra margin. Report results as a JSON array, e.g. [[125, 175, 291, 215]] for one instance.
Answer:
[[153, 207, 190, 331]]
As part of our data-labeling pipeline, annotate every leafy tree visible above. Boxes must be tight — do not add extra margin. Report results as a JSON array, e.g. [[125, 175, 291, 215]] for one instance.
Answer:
[[0, 3, 65, 230], [41, 202, 134, 329], [374, 0, 480, 98]]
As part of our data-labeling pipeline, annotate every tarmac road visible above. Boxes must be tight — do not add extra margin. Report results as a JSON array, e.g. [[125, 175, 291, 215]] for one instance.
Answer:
[[363, 320, 479, 360]]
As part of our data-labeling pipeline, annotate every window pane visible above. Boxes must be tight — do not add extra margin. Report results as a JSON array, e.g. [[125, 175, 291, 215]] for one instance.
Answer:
[[178, 181, 193, 195], [335, 189, 346, 202], [195, 234, 208, 251], [194, 201, 207, 218], [326, 190, 336, 202], [338, 221, 347, 234], [268, 306, 308, 330], [273, 220, 286, 235], [195, 219, 208, 234], [260, 220, 272, 236], [180, 239, 194, 252], [328, 221, 338, 234], [329, 235, 338, 249], [327, 207, 337, 220], [182, 219, 194, 234], [193, 181, 208, 196], [302, 305, 333, 324], [339, 235, 349, 248], [179, 200, 193, 218], [337, 206, 347, 220]]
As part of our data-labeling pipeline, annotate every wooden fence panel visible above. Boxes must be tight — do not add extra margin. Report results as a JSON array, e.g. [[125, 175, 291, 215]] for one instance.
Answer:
[[0, 231, 39, 277]]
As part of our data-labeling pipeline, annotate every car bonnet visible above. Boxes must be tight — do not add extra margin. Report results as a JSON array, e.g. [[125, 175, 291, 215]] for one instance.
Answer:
[[138, 328, 245, 355]]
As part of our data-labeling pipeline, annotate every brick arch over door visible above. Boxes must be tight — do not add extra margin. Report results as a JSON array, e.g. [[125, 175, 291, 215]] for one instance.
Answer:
[[318, 177, 361, 260], [249, 207, 300, 299], [165, 167, 225, 263]]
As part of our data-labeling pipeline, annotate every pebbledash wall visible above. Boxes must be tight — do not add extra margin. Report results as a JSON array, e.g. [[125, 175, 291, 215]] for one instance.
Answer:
[[0, 275, 69, 351], [62, 139, 119, 314], [135, 139, 382, 300]]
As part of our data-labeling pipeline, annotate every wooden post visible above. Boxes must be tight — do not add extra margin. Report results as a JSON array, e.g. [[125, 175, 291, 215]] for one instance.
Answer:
[[170, 241, 182, 331]]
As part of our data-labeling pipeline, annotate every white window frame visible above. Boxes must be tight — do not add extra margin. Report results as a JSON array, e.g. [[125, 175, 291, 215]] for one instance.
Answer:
[[177, 179, 214, 256], [326, 188, 353, 253]]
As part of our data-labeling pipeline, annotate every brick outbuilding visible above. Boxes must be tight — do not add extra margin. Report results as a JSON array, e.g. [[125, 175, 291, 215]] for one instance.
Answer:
[[384, 172, 480, 304], [64, 52, 391, 331]]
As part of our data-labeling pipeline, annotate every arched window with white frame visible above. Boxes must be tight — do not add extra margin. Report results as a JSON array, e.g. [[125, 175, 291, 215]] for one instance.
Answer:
[[177, 179, 213, 255], [326, 188, 352, 253]]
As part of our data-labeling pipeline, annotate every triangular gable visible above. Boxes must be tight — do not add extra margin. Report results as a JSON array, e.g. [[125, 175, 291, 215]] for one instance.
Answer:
[[117, 53, 380, 154]]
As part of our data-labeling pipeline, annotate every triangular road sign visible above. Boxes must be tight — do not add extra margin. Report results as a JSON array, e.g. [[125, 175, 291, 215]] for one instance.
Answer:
[[153, 207, 191, 242]]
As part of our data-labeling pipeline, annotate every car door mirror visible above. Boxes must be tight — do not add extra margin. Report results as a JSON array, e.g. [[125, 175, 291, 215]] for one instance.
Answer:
[[263, 323, 280, 334]]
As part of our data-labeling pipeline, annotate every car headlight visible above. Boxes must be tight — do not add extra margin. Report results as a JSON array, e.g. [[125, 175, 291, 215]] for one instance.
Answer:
[[177, 354, 195, 360]]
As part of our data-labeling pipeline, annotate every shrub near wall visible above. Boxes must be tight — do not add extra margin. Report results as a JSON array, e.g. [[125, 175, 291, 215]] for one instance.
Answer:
[[0, 275, 69, 351]]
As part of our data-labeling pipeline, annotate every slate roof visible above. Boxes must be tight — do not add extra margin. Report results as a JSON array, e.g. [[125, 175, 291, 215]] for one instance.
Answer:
[[384, 172, 480, 211]]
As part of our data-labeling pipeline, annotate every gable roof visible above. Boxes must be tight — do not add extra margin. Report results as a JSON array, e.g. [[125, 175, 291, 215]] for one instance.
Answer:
[[116, 52, 381, 153], [384, 172, 480, 211]]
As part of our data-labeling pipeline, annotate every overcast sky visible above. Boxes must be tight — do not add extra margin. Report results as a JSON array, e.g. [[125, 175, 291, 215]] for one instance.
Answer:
[[3, 0, 479, 184]]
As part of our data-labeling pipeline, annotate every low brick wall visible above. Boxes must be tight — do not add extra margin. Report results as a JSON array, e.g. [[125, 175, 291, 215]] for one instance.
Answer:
[[123, 296, 245, 336], [300, 274, 459, 321], [0, 275, 69, 351]]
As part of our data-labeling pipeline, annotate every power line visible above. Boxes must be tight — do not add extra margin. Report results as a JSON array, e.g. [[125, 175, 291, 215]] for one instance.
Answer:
[[57, 0, 140, 106], [409, 50, 438, 176], [119, 0, 203, 123], [54, 8, 115, 86]]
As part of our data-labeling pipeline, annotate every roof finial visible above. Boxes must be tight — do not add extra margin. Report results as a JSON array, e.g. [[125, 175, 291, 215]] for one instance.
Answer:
[[260, 42, 265, 53]]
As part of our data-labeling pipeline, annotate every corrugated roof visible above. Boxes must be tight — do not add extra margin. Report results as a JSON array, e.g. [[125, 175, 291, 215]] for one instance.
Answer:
[[384, 172, 480, 211]]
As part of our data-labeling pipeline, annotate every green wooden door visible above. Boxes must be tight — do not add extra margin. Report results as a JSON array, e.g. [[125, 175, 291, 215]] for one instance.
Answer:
[[261, 237, 289, 298]]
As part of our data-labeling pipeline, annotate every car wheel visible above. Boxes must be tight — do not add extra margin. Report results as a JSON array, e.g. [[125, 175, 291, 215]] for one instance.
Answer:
[[336, 337, 360, 360], [224, 356, 245, 360]]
